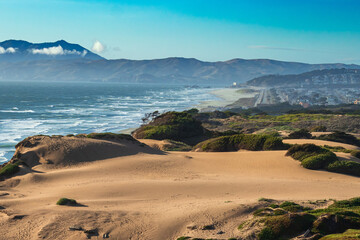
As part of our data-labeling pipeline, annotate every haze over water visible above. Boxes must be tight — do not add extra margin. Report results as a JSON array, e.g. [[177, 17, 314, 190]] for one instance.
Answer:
[[0, 81, 218, 163]]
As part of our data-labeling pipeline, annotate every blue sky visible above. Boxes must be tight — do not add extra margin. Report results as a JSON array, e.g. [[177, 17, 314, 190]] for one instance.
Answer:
[[1, 0, 360, 63]]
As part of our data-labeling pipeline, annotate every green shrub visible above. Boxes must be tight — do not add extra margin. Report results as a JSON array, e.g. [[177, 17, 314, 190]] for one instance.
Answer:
[[320, 229, 360, 240], [195, 134, 286, 152], [279, 201, 309, 212], [317, 132, 360, 147], [310, 126, 327, 132], [176, 237, 191, 240], [263, 137, 288, 150], [162, 140, 192, 151], [329, 197, 360, 208], [87, 132, 137, 142], [273, 209, 287, 216], [258, 227, 276, 240], [133, 112, 207, 143], [351, 150, 360, 159], [258, 197, 273, 202], [288, 129, 312, 139], [327, 161, 360, 177], [286, 144, 327, 161], [269, 204, 279, 209], [323, 145, 352, 153], [0, 163, 20, 178], [56, 198, 78, 206], [262, 213, 315, 239], [301, 152, 338, 170]]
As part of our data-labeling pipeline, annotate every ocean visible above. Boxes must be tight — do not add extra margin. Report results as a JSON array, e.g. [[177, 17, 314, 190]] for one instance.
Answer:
[[0, 81, 220, 163]]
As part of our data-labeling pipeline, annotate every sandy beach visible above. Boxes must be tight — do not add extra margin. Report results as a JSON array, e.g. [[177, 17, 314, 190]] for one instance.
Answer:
[[196, 88, 259, 111], [0, 137, 359, 239]]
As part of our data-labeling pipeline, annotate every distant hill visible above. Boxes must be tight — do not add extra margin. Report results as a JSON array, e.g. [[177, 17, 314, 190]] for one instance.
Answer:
[[0, 40, 104, 62], [0, 39, 359, 84], [246, 68, 360, 87]]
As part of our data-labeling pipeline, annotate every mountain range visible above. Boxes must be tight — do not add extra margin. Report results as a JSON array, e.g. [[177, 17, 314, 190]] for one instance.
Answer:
[[246, 68, 360, 87], [0, 39, 359, 84]]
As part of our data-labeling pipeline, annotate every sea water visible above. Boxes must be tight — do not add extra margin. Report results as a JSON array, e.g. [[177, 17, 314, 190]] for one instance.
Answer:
[[0, 81, 220, 163]]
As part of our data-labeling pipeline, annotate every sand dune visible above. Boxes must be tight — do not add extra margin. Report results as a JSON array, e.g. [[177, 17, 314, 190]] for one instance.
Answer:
[[1, 139, 360, 239], [283, 138, 360, 150]]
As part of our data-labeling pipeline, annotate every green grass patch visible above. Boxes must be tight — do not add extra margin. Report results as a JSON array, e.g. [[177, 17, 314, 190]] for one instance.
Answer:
[[176, 237, 191, 240], [0, 163, 20, 178], [56, 198, 78, 206], [319, 229, 360, 239], [0, 159, 25, 178], [238, 221, 247, 230]]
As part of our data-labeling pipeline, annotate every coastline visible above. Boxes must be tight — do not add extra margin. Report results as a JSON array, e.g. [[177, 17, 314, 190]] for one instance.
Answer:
[[196, 87, 259, 111]]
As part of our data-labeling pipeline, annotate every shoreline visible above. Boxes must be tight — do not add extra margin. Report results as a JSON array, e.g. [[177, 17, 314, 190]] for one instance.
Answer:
[[196, 87, 260, 111]]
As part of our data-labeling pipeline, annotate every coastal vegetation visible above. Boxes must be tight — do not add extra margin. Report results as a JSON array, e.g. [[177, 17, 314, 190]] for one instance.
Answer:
[[0, 162, 20, 178], [288, 129, 312, 139], [177, 197, 360, 240], [316, 131, 360, 147], [286, 144, 360, 177], [56, 198, 78, 206], [133, 111, 210, 145], [194, 134, 287, 152]]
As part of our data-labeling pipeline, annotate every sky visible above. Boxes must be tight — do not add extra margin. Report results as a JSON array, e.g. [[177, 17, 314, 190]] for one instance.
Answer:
[[0, 0, 360, 64]]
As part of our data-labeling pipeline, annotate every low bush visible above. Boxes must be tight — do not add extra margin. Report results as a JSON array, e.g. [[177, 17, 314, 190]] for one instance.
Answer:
[[258, 227, 276, 240], [317, 132, 360, 147], [330, 197, 360, 208], [288, 129, 312, 139], [195, 134, 287, 152], [0, 163, 20, 178], [301, 152, 337, 170], [87, 132, 137, 142], [326, 160, 360, 177], [286, 144, 327, 161], [351, 150, 360, 159], [279, 201, 311, 212], [320, 229, 360, 240], [259, 213, 316, 239], [56, 198, 78, 206], [162, 140, 192, 151], [310, 125, 327, 132], [287, 144, 340, 173], [323, 145, 352, 153], [133, 111, 207, 143]]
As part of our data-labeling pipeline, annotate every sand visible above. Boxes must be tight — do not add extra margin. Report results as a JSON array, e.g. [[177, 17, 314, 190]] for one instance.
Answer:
[[1, 136, 360, 239], [197, 88, 259, 110], [283, 139, 360, 150]]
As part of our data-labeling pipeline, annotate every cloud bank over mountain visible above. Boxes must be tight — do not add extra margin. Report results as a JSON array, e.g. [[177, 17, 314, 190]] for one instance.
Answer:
[[0, 39, 359, 84], [0, 47, 16, 54], [30, 45, 87, 56]]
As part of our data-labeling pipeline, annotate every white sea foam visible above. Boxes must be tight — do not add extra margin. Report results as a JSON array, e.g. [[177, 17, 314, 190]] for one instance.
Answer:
[[0, 84, 220, 162], [0, 110, 35, 113]]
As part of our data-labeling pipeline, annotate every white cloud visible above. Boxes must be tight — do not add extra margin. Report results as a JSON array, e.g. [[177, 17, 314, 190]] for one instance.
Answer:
[[91, 40, 105, 53], [0, 47, 16, 54], [30, 46, 87, 56]]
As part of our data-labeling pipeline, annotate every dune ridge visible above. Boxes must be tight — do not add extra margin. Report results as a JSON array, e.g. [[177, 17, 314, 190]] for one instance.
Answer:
[[0, 138, 359, 239]]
